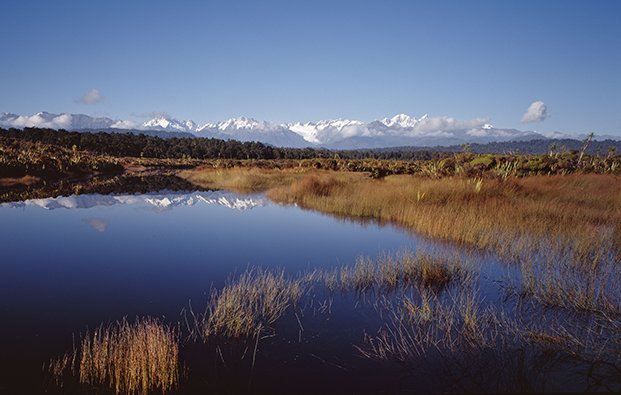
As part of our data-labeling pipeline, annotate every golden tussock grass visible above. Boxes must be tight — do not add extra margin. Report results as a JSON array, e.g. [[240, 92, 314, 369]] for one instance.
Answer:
[[268, 172, 621, 263], [179, 166, 313, 193], [183, 166, 621, 317], [201, 269, 304, 339], [49, 317, 179, 395], [321, 251, 469, 293]]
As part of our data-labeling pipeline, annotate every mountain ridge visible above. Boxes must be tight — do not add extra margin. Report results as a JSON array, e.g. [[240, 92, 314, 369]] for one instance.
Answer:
[[2, 111, 618, 149]]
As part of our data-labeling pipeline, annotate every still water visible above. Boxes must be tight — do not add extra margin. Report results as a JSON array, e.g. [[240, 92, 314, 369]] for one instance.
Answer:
[[2, 179, 607, 394], [0, 188, 445, 394]]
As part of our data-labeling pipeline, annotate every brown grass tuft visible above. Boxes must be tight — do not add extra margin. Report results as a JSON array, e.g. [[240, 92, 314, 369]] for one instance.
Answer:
[[201, 269, 303, 339], [50, 317, 179, 395]]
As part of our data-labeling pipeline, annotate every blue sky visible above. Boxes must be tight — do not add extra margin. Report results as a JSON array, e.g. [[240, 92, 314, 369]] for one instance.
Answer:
[[1, 0, 620, 135]]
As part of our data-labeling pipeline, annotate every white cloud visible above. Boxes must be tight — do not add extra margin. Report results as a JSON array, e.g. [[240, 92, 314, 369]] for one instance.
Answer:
[[79, 88, 103, 104], [415, 116, 489, 134], [111, 120, 138, 129], [521, 100, 547, 123], [2, 113, 73, 129], [84, 218, 107, 232], [288, 115, 491, 144]]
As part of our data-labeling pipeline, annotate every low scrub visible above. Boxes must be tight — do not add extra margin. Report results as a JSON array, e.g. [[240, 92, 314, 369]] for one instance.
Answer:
[[0, 135, 122, 179]]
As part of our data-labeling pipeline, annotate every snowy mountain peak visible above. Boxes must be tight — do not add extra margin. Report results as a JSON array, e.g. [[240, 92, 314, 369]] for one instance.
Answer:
[[0, 110, 566, 149], [381, 114, 419, 128], [141, 116, 198, 132], [218, 117, 264, 130]]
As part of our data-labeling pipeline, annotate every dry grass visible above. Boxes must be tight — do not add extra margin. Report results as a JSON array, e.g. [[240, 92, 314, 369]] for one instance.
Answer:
[[181, 167, 621, 265], [517, 252, 621, 315], [201, 269, 304, 339], [360, 287, 502, 361], [49, 317, 179, 395], [268, 172, 621, 264], [321, 251, 469, 293], [179, 166, 313, 193]]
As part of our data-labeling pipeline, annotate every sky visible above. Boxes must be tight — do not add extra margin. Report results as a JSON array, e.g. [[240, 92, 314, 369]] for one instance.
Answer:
[[1, 0, 620, 135]]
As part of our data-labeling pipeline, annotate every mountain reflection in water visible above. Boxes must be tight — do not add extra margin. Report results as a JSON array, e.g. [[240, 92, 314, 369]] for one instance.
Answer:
[[2, 190, 265, 211]]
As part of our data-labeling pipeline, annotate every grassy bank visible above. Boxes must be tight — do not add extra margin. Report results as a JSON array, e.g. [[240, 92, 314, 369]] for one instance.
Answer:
[[179, 165, 313, 193], [269, 172, 621, 259], [181, 165, 621, 263], [181, 166, 621, 321]]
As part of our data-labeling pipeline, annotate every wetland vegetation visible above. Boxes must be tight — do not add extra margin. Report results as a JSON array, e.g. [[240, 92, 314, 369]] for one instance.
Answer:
[[2, 127, 621, 393]]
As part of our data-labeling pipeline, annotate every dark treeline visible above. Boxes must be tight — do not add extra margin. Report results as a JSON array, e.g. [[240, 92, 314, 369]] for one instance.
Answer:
[[4, 127, 619, 160], [1, 128, 446, 161]]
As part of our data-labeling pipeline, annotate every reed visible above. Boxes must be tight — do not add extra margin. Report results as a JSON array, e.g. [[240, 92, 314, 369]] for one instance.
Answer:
[[201, 268, 304, 339], [517, 252, 621, 315], [324, 251, 470, 293], [360, 287, 500, 361], [49, 317, 179, 395]]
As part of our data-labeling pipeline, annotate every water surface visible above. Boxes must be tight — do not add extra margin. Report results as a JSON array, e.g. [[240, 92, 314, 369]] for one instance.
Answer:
[[1, 187, 445, 393]]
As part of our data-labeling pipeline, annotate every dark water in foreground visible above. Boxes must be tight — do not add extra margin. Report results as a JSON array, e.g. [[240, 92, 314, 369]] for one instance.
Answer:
[[0, 184, 456, 394]]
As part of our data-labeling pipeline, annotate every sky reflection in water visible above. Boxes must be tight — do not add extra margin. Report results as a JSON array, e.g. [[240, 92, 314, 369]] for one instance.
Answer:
[[1, 190, 429, 325]]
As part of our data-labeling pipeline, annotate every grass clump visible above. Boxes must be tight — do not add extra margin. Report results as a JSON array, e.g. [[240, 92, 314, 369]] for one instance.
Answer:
[[49, 317, 179, 395], [325, 251, 468, 293], [517, 252, 621, 315], [360, 288, 500, 361], [201, 269, 304, 339]]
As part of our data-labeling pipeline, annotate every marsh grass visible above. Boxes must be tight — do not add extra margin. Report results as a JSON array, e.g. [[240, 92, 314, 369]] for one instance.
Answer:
[[322, 251, 470, 293], [359, 287, 503, 361], [179, 166, 312, 193], [47, 251, 621, 393], [200, 269, 304, 339], [49, 317, 179, 395], [517, 252, 621, 315], [268, 172, 621, 264]]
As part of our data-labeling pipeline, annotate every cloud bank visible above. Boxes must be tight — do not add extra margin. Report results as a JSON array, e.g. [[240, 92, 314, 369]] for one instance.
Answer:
[[521, 100, 547, 123], [1, 112, 73, 129]]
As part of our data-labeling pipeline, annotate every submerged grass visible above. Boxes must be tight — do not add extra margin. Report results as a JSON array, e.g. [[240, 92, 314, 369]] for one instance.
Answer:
[[49, 317, 179, 395], [195, 252, 471, 340], [321, 251, 470, 293], [517, 252, 621, 315], [200, 268, 304, 339], [360, 287, 503, 361]]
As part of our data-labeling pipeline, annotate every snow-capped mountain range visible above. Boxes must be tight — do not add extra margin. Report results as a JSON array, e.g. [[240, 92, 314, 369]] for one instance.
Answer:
[[0, 111, 606, 149]]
